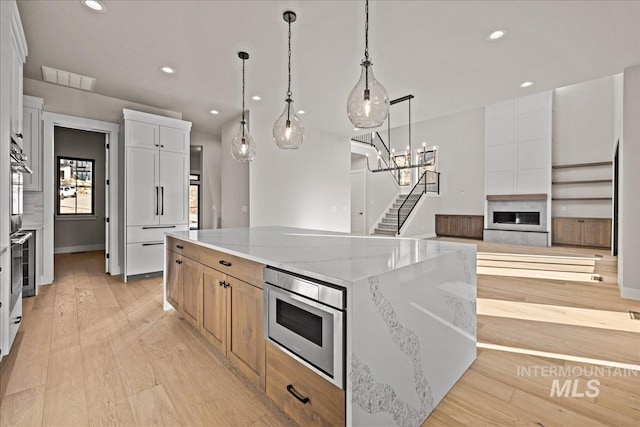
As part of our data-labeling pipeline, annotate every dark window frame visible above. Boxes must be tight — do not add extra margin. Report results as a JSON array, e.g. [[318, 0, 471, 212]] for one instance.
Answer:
[[57, 155, 96, 216]]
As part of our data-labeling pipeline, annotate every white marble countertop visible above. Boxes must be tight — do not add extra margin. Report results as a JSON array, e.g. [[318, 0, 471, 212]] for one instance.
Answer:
[[167, 226, 475, 287]]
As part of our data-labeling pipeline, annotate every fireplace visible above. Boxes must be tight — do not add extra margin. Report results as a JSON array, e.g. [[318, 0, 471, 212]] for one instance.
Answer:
[[493, 211, 540, 226], [484, 194, 549, 246]]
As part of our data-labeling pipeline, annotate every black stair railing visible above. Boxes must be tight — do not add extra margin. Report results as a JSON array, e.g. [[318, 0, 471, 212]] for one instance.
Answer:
[[397, 169, 440, 233]]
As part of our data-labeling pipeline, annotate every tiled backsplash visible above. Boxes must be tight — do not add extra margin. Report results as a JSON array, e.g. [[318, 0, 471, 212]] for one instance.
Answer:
[[23, 191, 44, 225]]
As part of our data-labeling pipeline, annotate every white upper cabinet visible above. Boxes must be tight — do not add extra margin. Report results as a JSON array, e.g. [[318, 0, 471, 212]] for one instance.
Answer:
[[22, 96, 44, 191], [125, 146, 159, 226], [160, 126, 189, 153], [159, 150, 188, 224], [125, 120, 159, 150]]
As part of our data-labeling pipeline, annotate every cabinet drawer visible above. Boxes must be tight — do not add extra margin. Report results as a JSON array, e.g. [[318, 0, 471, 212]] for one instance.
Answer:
[[166, 236, 200, 260], [266, 343, 344, 427], [128, 224, 188, 243], [199, 249, 264, 288], [126, 242, 164, 276]]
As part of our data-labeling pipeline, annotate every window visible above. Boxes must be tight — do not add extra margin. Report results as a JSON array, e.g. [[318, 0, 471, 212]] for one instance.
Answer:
[[417, 148, 438, 189], [394, 153, 412, 186], [57, 156, 95, 215], [189, 174, 200, 230]]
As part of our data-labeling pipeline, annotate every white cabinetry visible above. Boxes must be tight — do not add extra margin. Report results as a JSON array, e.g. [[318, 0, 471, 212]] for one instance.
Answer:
[[23, 96, 44, 191], [1, 0, 27, 360], [121, 110, 191, 281]]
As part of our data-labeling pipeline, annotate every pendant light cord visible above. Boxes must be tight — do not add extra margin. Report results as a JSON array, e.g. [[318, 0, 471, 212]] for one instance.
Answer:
[[241, 58, 246, 124], [364, 0, 369, 62], [286, 17, 292, 123], [364, 0, 370, 95]]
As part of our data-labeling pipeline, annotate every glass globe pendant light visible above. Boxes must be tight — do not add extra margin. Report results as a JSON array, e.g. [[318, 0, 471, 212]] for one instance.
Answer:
[[231, 51, 256, 161], [347, 0, 389, 128], [273, 11, 304, 149]]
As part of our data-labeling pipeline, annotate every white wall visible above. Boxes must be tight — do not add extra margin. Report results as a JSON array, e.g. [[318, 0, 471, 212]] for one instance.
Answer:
[[221, 114, 249, 228], [53, 127, 106, 252], [390, 107, 486, 215], [553, 76, 615, 164], [250, 114, 351, 233], [400, 195, 441, 238], [351, 143, 400, 232], [619, 65, 640, 301], [24, 78, 181, 122], [191, 131, 221, 229]]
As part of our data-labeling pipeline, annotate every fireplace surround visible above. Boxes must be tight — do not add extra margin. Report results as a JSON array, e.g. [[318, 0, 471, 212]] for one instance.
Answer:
[[484, 194, 549, 246]]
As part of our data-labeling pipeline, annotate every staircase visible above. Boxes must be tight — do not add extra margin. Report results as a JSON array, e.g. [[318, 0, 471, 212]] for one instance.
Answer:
[[373, 194, 422, 236]]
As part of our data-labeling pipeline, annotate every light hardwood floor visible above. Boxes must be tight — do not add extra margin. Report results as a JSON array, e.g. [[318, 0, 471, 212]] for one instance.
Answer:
[[1, 244, 639, 426]]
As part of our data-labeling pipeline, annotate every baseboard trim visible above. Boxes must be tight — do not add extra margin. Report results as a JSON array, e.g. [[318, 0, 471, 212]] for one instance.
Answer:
[[54, 244, 105, 254], [620, 286, 640, 301]]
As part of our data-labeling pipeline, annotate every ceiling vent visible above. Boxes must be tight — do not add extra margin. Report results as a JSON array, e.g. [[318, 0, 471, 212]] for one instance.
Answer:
[[41, 65, 96, 91]]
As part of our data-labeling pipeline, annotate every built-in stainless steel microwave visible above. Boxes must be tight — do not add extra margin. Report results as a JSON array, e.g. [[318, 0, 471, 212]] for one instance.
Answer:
[[263, 267, 346, 389]]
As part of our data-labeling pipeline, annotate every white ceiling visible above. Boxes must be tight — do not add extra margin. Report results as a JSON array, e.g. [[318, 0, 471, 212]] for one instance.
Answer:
[[17, 0, 640, 137]]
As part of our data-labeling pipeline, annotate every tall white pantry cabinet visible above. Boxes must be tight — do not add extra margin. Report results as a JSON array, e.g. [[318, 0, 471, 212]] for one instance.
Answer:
[[120, 109, 191, 282]]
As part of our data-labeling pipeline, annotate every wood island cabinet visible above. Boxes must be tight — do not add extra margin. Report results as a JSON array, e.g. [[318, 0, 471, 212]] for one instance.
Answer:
[[436, 214, 484, 239], [552, 217, 611, 248], [165, 237, 266, 390]]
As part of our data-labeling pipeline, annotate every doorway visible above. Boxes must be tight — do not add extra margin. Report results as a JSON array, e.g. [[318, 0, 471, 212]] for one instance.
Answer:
[[42, 113, 120, 284], [351, 169, 366, 234], [53, 127, 107, 257]]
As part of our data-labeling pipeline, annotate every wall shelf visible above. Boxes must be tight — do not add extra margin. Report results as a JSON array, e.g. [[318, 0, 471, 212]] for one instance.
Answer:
[[552, 161, 612, 169], [552, 179, 612, 185], [552, 197, 612, 201]]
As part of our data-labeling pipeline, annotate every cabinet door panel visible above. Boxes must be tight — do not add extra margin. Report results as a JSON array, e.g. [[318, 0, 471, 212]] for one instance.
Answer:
[[435, 215, 447, 236], [202, 266, 227, 352], [166, 250, 182, 310], [470, 216, 484, 239], [552, 218, 582, 245], [126, 147, 159, 227], [227, 278, 265, 389], [126, 121, 159, 149], [160, 127, 189, 153], [22, 107, 40, 191], [581, 219, 611, 248], [159, 151, 188, 225], [457, 216, 470, 237], [182, 258, 202, 330]]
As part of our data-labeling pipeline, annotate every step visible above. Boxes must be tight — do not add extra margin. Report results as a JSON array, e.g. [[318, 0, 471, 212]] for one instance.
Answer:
[[374, 229, 397, 236], [377, 223, 397, 230]]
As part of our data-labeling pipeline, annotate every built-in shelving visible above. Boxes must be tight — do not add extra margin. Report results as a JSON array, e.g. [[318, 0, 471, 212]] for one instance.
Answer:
[[551, 159, 613, 219], [552, 179, 612, 185], [552, 161, 612, 169], [552, 197, 612, 201]]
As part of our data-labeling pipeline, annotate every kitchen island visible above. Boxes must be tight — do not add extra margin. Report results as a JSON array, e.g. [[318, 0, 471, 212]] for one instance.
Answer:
[[164, 226, 476, 427]]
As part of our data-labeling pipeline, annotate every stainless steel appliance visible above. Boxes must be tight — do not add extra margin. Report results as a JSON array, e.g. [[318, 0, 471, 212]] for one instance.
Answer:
[[263, 267, 345, 389], [21, 231, 36, 297], [9, 231, 31, 315], [10, 139, 32, 234]]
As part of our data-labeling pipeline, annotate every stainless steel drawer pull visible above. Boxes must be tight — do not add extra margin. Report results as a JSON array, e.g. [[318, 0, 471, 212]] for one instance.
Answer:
[[142, 225, 176, 230], [219, 260, 232, 267], [286, 385, 310, 404]]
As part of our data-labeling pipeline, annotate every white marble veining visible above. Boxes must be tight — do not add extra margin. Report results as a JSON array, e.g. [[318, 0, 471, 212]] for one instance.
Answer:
[[168, 226, 477, 426], [167, 226, 473, 288]]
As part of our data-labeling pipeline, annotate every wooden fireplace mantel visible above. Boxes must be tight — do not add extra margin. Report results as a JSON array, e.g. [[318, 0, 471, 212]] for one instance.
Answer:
[[486, 194, 548, 201]]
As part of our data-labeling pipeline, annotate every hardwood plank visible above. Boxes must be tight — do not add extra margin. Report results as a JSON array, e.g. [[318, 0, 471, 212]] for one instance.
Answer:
[[0, 384, 46, 427], [42, 376, 89, 427], [128, 384, 182, 427]]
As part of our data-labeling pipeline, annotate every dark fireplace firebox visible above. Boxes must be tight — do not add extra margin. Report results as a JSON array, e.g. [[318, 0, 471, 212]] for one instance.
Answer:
[[493, 211, 540, 225]]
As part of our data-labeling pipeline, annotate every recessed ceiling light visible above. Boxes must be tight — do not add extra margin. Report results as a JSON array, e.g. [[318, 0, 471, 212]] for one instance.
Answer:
[[520, 81, 533, 88], [297, 110, 305, 115], [353, 127, 360, 131], [252, 95, 261, 101], [82, 0, 106, 12], [210, 110, 219, 115], [161, 66, 175, 74], [487, 29, 506, 40]]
